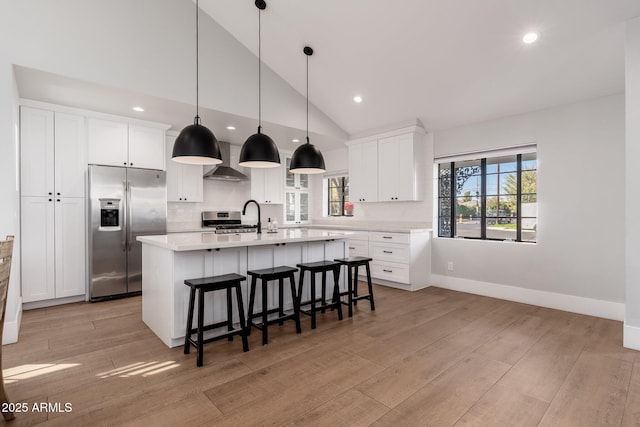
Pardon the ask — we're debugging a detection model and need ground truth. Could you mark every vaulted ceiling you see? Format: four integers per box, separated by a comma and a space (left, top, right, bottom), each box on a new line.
201, 0, 640, 136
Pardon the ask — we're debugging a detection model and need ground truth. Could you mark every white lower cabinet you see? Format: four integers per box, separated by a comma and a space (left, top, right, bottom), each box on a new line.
174, 247, 247, 339
367, 231, 430, 289
21, 196, 86, 303
340, 230, 431, 290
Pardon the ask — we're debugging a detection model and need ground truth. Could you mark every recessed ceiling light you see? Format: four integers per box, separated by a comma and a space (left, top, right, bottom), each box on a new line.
132, 106, 145, 112
522, 32, 539, 44
226, 125, 236, 130
353, 95, 363, 103
292, 139, 300, 143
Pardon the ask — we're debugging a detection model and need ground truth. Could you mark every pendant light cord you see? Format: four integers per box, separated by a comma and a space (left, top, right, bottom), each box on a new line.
195, 0, 200, 125
258, 6, 262, 133
306, 53, 309, 144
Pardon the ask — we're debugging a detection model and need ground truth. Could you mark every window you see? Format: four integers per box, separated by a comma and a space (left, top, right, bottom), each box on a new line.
328, 176, 353, 217
437, 150, 537, 242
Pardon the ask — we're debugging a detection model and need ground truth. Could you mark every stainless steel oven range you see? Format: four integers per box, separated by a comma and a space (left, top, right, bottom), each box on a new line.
202, 211, 257, 234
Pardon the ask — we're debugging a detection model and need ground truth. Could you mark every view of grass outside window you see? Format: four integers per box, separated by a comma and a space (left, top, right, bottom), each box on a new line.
438, 151, 537, 242
328, 177, 353, 217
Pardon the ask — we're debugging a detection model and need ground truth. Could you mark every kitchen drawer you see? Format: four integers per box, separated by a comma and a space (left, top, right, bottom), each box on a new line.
348, 239, 369, 258
369, 231, 410, 245
369, 242, 410, 263
370, 260, 410, 284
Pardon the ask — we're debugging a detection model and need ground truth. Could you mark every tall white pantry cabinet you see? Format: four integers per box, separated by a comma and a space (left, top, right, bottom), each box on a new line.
20, 107, 86, 303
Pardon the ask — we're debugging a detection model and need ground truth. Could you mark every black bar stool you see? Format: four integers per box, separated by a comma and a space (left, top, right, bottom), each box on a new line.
296, 261, 343, 329
183, 273, 249, 367
247, 266, 302, 345
334, 256, 376, 317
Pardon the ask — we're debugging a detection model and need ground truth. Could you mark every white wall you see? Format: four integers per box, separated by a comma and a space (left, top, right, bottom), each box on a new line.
432, 94, 625, 311
0, 0, 346, 141
0, 58, 22, 343
625, 17, 640, 349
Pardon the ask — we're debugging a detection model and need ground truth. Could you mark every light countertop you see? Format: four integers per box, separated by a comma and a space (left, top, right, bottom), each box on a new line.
137, 229, 353, 251
305, 224, 431, 233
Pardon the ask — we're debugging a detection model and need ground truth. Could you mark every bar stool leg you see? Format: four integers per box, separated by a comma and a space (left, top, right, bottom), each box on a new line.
289, 273, 302, 334
234, 282, 249, 352
353, 265, 359, 305
297, 270, 305, 310
197, 289, 205, 367
184, 287, 196, 354
278, 277, 285, 325
261, 278, 269, 345
366, 262, 375, 311
227, 287, 233, 341
332, 267, 343, 320
321, 270, 327, 314
347, 264, 353, 317
247, 275, 257, 336
310, 272, 317, 329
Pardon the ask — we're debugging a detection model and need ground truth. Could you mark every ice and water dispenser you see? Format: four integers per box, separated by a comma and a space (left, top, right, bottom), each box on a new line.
99, 199, 121, 230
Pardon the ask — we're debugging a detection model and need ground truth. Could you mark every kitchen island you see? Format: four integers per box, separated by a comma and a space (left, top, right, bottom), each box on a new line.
137, 229, 351, 347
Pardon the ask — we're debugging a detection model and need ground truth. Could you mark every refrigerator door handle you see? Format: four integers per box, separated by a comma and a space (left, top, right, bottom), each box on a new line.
127, 181, 133, 251
121, 181, 127, 252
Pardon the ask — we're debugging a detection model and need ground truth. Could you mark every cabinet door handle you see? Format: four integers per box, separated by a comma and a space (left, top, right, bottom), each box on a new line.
383, 269, 393, 273
124, 162, 127, 165
56, 199, 60, 202
48, 192, 52, 195
382, 236, 392, 239
57, 192, 60, 196
130, 163, 133, 166
179, 198, 182, 200
184, 198, 187, 201
383, 250, 393, 254
349, 247, 355, 250
48, 199, 52, 202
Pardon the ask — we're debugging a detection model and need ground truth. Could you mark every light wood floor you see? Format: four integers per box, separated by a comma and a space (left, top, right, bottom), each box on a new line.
2, 285, 640, 426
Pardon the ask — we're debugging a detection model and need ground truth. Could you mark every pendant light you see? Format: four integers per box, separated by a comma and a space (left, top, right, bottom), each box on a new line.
289, 46, 326, 174
239, 0, 281, 168
172, 0, 222, 165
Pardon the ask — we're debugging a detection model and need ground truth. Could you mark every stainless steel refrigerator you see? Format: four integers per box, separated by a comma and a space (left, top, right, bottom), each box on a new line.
88, 165, 166, 301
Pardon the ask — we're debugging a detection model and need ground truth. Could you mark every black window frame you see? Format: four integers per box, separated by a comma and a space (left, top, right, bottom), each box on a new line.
327, 176, 353, 217
438, 152, 537, 243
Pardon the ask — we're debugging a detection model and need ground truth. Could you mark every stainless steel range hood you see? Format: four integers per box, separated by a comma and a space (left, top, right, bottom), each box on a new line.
203, 141, 248, 182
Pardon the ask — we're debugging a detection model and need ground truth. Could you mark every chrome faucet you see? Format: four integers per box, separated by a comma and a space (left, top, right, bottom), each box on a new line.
242, 199, 261, 234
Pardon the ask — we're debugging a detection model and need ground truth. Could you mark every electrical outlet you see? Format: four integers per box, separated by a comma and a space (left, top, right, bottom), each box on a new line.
447, 261, 454, 271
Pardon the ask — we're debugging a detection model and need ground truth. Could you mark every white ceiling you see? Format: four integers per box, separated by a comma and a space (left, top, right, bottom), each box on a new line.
200, 0, 640, 135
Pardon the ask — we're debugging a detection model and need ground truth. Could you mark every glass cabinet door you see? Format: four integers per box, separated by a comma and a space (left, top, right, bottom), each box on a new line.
299, 192, 309, 222
285, 191, 296, 223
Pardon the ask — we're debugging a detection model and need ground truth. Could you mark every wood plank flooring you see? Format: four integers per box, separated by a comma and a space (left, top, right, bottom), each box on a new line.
2, 285, 639, 426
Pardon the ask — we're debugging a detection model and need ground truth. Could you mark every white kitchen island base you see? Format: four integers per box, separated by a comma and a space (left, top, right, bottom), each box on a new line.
139, 230, 349, 348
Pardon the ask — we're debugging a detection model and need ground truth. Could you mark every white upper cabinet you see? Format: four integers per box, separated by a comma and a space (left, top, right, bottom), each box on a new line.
54, 112, 86, 198
250, 160, 284, 204
88, 118, 165, 170
348, 140, 378, 202
87, 118, 128, 167
20, 107, 55, 197
348, 128, 425, 203
166, 135, 203, 202
21, 107, 85, 198
378, 132, 423, 201
129, 125, 165, 170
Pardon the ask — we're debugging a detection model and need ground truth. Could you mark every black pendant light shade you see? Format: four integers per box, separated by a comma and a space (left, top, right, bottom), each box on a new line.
239, 0, 281, 168
172, 0, 222, 165
290, 46, 325, 174
289, 137, 325, 174
172, 120, 222, 165
239, 127, 281, 168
